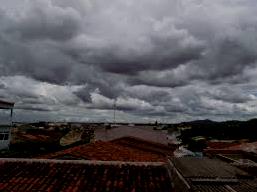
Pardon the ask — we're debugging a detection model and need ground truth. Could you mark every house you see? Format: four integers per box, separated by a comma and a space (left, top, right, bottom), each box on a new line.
204, 141, 257, 177
0, 100, 14, 150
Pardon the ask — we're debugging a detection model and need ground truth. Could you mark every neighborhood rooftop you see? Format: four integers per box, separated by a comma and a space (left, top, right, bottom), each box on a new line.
169, 157, 257, 192
1, 157, 256, 192
0, 158, 172, 192
38, 137, 174, 162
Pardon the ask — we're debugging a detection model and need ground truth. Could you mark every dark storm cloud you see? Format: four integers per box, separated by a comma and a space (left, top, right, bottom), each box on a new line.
197, 39, 257, 81
1, 0, 257, 122
0, 83, 6, 89
0, 2, 78, 84
4, 0, 81, 41
1, 0, 256, 85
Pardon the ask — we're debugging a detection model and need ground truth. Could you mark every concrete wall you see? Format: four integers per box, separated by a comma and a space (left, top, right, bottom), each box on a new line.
167, 159, 191, 192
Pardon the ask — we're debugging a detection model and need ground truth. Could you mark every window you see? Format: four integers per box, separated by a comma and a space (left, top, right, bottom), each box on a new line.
0, 110, 12, 125
4, 134, 9, 140
0, 132, 9, 140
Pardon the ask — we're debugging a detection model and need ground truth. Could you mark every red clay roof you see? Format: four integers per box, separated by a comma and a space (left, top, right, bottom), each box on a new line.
38, 139, 171, 162
226, 141, 257, 153
206, 141, 239, 149
111, 136, 174, 156
12, 129, 65, 144
95, 126, 168, 145
0, 158, 172, 192
204, 141, 257, 156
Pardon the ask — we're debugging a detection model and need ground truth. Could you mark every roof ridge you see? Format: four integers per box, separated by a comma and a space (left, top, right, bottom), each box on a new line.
111, 136, 169, 146
0, 158, 166, 166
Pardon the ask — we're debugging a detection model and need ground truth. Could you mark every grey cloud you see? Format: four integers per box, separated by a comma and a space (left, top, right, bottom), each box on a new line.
124, 85, 171, 103
0, 83, 6, 89
6, 0, 81, 41
1, 0, 256, 86
207, 86, 256, 104
198, 39, 257, 81
0, 0, 257, 122
15, 105, 55, 112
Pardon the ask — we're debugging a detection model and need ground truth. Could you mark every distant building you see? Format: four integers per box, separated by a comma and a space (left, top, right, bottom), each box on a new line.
0, 100, 14, 150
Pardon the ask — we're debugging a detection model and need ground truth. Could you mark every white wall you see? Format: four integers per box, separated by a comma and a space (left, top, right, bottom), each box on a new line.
0, 109, 12, 150
0, 126, 11, 150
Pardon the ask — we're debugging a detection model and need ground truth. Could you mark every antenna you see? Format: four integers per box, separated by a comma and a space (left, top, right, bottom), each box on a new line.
113, 99, 116, 125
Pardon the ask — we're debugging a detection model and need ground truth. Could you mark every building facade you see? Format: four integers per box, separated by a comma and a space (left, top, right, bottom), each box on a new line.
0, 100, 14, 150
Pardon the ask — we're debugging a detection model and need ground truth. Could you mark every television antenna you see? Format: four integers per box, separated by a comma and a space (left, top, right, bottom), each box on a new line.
113, 99, 117, 125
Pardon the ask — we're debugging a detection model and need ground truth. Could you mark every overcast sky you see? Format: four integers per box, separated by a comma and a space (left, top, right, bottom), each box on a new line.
1, 0, 257, 123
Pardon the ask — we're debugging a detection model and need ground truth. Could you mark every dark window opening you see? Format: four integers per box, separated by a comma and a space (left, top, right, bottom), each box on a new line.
0, 133, 9, 140
4, 134, 9, 140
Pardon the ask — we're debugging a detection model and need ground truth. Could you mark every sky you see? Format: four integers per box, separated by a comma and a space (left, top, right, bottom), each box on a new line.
0, 0, 257, 123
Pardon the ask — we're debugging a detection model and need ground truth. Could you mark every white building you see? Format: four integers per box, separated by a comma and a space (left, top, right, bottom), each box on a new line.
0, 100, 14, 150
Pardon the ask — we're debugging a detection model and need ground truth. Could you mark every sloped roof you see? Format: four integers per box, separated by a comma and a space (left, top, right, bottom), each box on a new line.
111, 136, 174, 156
226, 141, 257, 154
191, 180, 257, 192
38, 140, 170, 162
0, 158, 172, 192
170, 157, 257, 192
171, 157, 249, 178
206, 140, 239, 149
95, 126, 168, 145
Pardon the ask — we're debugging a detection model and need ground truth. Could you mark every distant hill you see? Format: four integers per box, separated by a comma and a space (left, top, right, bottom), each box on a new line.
172, 118, 257, 142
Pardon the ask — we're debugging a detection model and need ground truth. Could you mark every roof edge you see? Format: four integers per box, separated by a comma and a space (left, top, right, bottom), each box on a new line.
0, 158, 166, 166
0, 100, 15, 109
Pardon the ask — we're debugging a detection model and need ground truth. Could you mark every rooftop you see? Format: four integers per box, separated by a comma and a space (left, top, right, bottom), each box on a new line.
169, 157, 257, 192
95, 125, 168, 145
206, 140, 239, 149
38, 137, 174, 162
111, 136, 174, 156
0, 158, 172, 192
226, 141, 257, 154
171, 157, 250, 178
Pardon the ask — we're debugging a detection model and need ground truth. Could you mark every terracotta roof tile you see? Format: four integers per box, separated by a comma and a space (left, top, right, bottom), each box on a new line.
226, 142, 257, 153
206, 141, 239, 149
38, 137, 175, 162
111, 136, 174, 156
95, 126, 168, 145
0, 159, 172, 192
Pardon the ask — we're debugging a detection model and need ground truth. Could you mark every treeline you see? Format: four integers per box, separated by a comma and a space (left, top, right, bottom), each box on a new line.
176, 118, 257, 142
